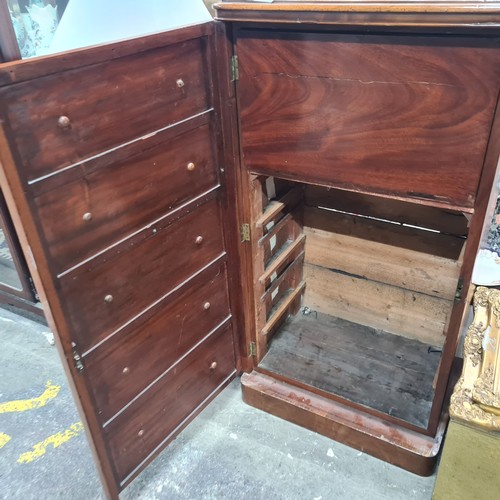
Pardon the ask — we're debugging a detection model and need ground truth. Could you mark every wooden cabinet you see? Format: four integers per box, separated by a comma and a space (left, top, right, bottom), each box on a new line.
1, 3, 500, 498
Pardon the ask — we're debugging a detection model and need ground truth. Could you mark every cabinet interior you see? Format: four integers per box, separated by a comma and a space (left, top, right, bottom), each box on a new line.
249, 175, 469, 429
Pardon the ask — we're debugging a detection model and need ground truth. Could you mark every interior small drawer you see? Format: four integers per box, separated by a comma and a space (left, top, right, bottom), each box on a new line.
237, 31, 500, 208
59, 196, 225, 354
0, 36, 210, 182
32, 119, 218, 274
84, 262, 231, 424
105, 321, 235, 484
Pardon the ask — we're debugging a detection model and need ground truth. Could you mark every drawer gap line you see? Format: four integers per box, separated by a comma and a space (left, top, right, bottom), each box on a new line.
102, 315, 233, 428
81, 252, 227, 357
119, 370, 236, 489
27, 108, 215, 185
57, 184, 221, 278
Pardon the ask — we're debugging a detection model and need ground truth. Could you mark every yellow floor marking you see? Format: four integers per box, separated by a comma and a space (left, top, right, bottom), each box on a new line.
17, 422, 84, 464
0, 381, 60, 414
0, 432, 11, 449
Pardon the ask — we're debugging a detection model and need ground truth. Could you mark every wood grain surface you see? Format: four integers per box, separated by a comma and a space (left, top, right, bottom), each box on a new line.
106, 321, 235, 484
242, 370, 445, 476
260, 312, 441, 428
304, 184, 470, 236
0, 37, 210, 181
85, 261, 231, 424
237, 31, 500, 208
32, 116, 219, 273
0, 24, 242, 497
304, 206, 462, 300
59, 196, 225, 354
216, 2, 500, 29
304, 263, 451, 346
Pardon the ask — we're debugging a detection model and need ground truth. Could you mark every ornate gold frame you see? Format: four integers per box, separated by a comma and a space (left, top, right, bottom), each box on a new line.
450, 286, 500, 429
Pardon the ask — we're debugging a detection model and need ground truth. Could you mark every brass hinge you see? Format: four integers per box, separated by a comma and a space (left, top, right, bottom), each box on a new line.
71, 342, 84, 373
230, 55, 239, 82
240, 223, 250, 242
455, 278, 464, 301
249, 341, 257, 357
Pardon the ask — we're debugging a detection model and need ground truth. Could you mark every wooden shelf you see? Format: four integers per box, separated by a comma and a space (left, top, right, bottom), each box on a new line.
256, 186, 303, 229
261, 280, 306, 337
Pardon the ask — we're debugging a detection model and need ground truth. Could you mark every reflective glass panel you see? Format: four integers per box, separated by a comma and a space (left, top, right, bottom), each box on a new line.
0, 226, 22, 290
7, 0, 212, 59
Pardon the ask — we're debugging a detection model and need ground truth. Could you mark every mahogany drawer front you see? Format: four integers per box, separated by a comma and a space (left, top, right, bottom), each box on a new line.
106, 321, 235, 483
59, 196, 224, 354
237, 32, 500, 208
0, 36, 210, 182
32, 119, 217, 273
84, 262, 231, 423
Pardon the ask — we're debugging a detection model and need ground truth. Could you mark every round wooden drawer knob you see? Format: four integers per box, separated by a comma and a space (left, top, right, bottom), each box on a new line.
210, 361, 217, 370
176, 78, 185, 88
104, 294, 113, 304
57, 115, 71, 129
203, 302, 211, 310
195, 236, 203, 245
187, 162, 196, 171
137, 429, 144, 437
82, 212, 92, 222
122, 367, 130, 375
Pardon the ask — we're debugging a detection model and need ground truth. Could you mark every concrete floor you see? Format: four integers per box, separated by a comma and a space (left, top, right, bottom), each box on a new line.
0, 307, 437, 500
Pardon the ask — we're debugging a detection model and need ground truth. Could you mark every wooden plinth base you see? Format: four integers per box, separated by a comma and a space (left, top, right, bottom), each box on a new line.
241, 371, 446, 476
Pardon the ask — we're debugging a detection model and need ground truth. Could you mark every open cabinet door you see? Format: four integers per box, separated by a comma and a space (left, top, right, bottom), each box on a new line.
0, 21, 242, 498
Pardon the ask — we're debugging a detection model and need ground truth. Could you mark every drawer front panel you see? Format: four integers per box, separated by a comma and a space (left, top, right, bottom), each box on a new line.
1, 36, 210, 181
85, 262, 231, 423
33, 119, 217, 273
60, 196, 224, 354
237, 32, 500, 208
106, 322, 235, 483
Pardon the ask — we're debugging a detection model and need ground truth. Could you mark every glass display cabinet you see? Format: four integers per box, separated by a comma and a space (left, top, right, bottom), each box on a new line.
0, 187, 41, 314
